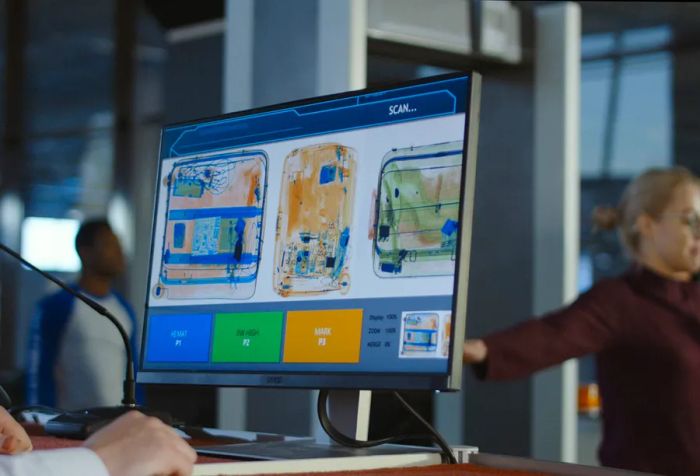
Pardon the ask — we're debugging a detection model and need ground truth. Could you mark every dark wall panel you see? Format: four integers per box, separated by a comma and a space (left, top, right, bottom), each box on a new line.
165, 34, 223, 124
462, 68, 535, 457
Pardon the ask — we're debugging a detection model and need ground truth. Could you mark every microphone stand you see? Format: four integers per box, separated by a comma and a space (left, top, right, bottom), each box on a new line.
0, 243, 170, 437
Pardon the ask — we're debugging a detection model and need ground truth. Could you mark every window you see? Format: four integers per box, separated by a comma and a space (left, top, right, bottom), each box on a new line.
580, 26, 673, 287
581, 37, 672, 179
21, 217, 80, 272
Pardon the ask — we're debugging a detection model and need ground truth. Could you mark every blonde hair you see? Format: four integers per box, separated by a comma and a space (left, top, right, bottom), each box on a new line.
592, 167, 700, 255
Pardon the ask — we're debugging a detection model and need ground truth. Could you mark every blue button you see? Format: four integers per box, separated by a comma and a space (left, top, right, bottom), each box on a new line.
146, 313, 212, 362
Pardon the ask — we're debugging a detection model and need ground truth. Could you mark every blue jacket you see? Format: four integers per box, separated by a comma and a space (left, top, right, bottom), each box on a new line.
26, 286, 142, 407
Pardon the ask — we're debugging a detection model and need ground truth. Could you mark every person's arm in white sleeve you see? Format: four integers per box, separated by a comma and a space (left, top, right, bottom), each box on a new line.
0, 407, 108, 476
0, 448, 108, 476
0, 407, 195, 476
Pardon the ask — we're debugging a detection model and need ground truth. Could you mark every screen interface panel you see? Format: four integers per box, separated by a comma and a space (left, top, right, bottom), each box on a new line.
141, 75, 472, 379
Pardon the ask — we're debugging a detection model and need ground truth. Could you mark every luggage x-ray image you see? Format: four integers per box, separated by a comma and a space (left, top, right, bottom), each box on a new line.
399, 310, 451, 358
373, 141, 463, 278
153, 151, 267, 300
273, 143, 357, 297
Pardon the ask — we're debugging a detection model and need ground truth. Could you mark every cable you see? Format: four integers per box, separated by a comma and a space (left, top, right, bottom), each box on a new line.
316, 390, 409, 448
391, 391, 457, 464
317, 389, 457, 464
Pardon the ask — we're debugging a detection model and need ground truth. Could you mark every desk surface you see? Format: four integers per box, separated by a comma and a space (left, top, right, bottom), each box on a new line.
25, 422, 652, 476
28, 432, 550, 476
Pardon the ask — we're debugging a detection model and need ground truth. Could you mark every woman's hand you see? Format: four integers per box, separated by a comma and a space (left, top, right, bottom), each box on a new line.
463, 339, 488, 364
0, 407, 32, 454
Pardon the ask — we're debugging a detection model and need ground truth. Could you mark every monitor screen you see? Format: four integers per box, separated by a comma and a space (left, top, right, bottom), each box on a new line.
138, 72, 481, 391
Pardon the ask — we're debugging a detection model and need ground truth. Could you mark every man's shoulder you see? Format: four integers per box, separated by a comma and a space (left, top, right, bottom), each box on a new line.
37, 288, 76, 315
110, 290, 135, 314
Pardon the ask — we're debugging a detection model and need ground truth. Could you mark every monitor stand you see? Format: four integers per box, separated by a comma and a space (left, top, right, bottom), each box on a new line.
323, 388, 372, 440
195, 390, 442, 471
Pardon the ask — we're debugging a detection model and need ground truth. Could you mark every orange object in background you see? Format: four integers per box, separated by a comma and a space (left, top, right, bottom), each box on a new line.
578, 383, 601, 417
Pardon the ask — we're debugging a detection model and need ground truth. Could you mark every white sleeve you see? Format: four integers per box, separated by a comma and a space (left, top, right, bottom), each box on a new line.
0, 448, 109, 476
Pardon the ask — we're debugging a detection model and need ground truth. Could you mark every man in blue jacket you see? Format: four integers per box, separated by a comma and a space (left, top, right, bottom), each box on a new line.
26, 219, 139, 410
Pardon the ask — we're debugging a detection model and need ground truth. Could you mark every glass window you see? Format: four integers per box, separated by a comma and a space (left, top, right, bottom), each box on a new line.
21, 217, 80, 272
621, 25, 671, 53
581, 32, 615, 58
582, 25, 672, 60
580, 59, 613, 178
579, 32, 672, 286
609, 53, 672, 176
580, 52, 671, 179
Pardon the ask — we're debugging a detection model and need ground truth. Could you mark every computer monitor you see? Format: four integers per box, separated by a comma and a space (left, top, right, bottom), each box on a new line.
138, 72, 481, 392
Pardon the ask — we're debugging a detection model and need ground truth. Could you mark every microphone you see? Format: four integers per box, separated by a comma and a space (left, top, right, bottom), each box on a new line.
0, 242, 172, 437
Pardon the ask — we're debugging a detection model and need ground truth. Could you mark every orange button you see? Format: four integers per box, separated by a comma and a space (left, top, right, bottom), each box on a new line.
283, 309, 363, 363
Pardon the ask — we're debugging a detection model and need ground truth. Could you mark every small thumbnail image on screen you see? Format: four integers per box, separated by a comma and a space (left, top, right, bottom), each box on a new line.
399, 310, 451, 359
152, 150, 267, 300
373, 141, 463, 278
273, 143, 357, 297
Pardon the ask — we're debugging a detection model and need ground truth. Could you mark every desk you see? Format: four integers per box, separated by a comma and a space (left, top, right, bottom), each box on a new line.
26, 426, 549, 476
27, 425, 646, 476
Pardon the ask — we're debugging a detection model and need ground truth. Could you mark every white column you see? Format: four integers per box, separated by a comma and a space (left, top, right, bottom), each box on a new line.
313, 0, 369, 442
217, 0, 256, 431
317, 0, 367, 95
532, 2, 581, 463
223, 0, 254, 113
220, 0, 368, 435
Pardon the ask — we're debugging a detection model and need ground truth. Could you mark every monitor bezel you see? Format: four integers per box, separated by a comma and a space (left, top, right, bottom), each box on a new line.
137, 71, 481, 392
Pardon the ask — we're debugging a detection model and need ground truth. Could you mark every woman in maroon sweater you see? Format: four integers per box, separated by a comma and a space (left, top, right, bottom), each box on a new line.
464, 167, 700, 476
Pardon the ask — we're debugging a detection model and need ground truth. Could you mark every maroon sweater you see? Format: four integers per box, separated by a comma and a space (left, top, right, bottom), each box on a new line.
478, 266, 700, 475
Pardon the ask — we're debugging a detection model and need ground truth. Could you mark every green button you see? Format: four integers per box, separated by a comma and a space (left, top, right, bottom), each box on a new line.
212, 312, 284, 363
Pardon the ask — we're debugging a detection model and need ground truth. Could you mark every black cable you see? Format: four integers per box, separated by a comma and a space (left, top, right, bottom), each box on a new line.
317, 390, 411, 448
317, 389, 457, 464
391, 391, 456, 464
